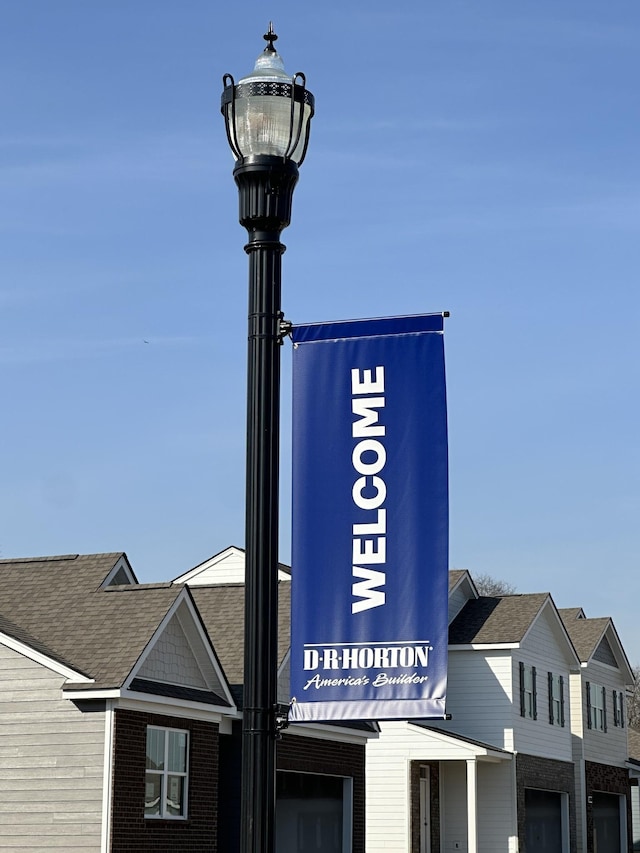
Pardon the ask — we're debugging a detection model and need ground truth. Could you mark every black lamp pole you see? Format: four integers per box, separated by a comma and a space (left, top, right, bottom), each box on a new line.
221, 26, 314, 853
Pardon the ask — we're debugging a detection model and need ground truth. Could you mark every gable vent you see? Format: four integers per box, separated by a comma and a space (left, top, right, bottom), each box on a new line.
593, 635, 617, 668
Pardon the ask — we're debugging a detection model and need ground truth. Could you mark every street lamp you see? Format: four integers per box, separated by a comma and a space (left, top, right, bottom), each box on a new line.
221, 25, 314, 853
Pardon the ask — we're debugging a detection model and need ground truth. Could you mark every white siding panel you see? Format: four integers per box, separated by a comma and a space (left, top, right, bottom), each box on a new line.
366, 720, 514, 852
512, 609, 573, 761
435, 650, 514, 749
366, 722, 411, 851
579, 661, 629, 767
0, 644, 105, 852
442, 760, 515, 853
178, 547, 291, 585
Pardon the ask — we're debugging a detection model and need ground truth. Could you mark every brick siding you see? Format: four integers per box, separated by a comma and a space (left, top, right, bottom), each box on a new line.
516, 753, 577, 853
110, 708, 219, 853
218, 723, 366, 852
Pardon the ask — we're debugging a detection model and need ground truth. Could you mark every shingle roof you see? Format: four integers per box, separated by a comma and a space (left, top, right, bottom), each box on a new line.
189, 581, 291, 692
559, 607, 584, 622
448, 593, 549, 645
448, 569, 467, 591
558, 610, 610, 662
0, 553, 182, 688
628, 728, 640, 764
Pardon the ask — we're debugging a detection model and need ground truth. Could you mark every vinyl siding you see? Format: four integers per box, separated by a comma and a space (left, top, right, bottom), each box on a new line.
579, 660, 629, 767
512, 609, 573, 762
178, 548, 290, 585
365, 721, 514, 852
439, 649, 514, 749
0, 644, 105, 851
366, 722, 412, 850
441, 760, 516, 853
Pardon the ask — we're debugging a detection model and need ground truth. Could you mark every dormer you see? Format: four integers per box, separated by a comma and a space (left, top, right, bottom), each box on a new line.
448, 569, 478, 624
100, 554, 137, 588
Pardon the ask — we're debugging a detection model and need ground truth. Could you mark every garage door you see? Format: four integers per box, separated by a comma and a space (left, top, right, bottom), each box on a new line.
525, 789, 563, 853
593, 792, 621, 853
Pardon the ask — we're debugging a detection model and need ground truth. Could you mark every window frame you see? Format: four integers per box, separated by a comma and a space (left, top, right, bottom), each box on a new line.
587, 681, 607, 733
613, 689, 625, 728
519, 662, 537, 720
145, 725, 189, 820
548, 672, 565, 727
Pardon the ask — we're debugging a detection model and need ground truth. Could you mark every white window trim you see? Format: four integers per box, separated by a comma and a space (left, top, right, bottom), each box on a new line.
589, 683, 606, 732
145, 725, 189, 820
549, 673, 565, 727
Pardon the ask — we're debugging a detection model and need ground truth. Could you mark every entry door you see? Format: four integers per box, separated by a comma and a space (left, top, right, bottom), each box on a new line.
420, 766, 431, 853
593, 792, 622, 853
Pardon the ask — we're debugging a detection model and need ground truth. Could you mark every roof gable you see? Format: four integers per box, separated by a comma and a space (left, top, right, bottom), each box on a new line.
129, 594, 233, 707
593, 635, 617, 668
173, 546, 291, 586
559, 609, 634, 682
101, 555, 137, 587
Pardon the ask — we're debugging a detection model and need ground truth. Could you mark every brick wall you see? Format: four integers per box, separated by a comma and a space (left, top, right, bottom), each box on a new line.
585, 760, 632, 853
516, 753, 577, 853
409, 761, 440, 853
110, 708, 219, 853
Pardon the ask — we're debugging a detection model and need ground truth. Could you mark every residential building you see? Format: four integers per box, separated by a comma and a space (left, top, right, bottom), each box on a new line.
367, 571, 582, 853
629, 728, 640, 851
363, 570, 636, 853
560, 608, 635, 853
0, 551, 373, 852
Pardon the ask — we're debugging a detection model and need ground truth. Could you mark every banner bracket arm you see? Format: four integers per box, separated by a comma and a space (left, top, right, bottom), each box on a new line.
278, 316, 293, 345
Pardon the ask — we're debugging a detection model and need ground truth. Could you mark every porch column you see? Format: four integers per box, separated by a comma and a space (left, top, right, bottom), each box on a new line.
466, 759, 478, 853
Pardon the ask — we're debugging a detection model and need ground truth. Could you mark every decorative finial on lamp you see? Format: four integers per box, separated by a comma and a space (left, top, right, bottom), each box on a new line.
263, 22, 277, 52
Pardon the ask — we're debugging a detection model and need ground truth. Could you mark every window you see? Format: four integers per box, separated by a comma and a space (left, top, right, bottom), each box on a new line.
548, 672, 565, 726
586, 682, 607, 732
613, 689, 625, 728
519, 662, 537, 719
145, 726, 189, 818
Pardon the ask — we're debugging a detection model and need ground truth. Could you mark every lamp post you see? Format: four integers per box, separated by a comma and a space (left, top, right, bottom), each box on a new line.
221, 26, 314, 853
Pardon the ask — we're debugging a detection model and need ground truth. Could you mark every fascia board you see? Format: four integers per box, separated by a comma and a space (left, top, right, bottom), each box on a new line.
287, 722, 377, 744
448, 643, 519, 651
407, 723, 512, 761
62, 687, 237, 719
0, 631, 93, 682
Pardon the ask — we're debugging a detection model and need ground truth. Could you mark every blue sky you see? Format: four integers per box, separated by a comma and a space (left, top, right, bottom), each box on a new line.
1, 3, 639, 660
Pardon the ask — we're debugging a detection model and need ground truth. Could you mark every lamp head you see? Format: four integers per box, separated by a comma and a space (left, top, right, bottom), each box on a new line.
221, 24, 314, 166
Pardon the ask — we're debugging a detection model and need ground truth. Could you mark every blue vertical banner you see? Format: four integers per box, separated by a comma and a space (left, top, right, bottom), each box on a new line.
289, 314, 449, 722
